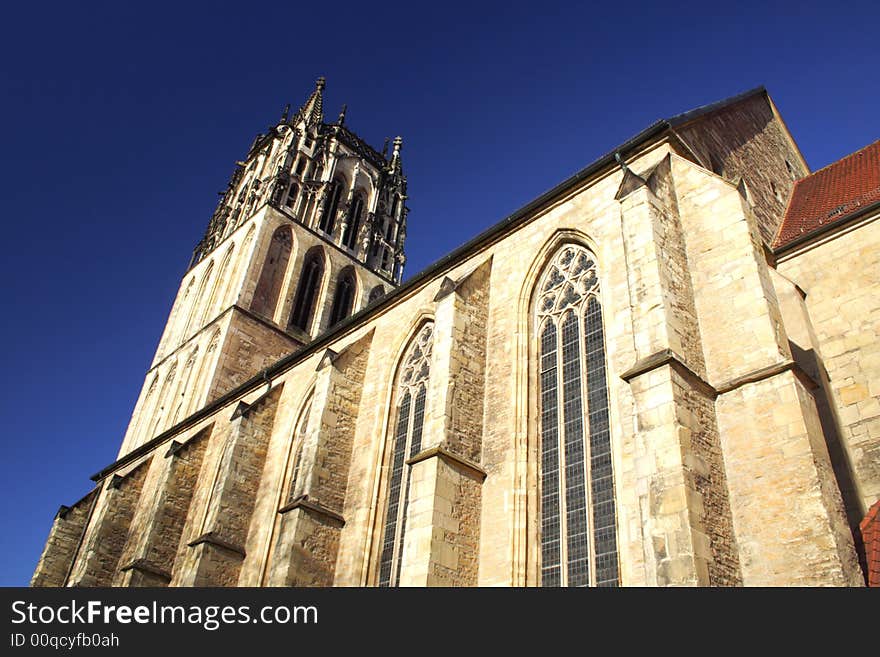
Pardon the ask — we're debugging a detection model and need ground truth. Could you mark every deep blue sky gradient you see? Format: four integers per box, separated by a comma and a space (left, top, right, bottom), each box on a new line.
1, 1, 877, 585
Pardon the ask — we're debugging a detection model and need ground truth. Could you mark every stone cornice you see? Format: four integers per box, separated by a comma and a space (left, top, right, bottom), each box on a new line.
279, 494, 346, 527
406, 446, 488, 482
621, 348, 819, 398
187, 532, 246, 557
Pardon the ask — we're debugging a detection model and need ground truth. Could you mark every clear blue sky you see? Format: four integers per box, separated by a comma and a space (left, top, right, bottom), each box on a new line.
1, 1, 877, 586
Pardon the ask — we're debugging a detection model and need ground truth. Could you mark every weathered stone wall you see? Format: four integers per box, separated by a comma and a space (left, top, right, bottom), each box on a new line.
114, 428, 211, 586
272, 509, 342, 586
207, 309, 299, 402
393, 259, 490, 586
716, 372, 863, 585
67, 460, 150, 586
644, 157, 707, 377
174, 386, 282, 586
672, 153, 861, 585
671, 155, 791, 383
434, 462, 482, 586
310, 337, 372, 511
31, 490, 98, 587
674, 92, 808, 244
630, 157, 741, 585
267, 333, 371, 586
446, 260, 491, 463
770, 266, 866, 575
670, 370, 741, 585
777, 214, 880, 519
614, 171, 712, 586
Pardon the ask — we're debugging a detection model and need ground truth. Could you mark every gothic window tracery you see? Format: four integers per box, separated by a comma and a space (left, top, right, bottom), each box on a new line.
319, 179, 343, 234
342, 193, 364, 250
378, 322, 433, 587
285, 182, 299, 209
288, 247, 325, 333
328, 267, 356, 327
182, 260, 214, 341
534, 244, 619, 587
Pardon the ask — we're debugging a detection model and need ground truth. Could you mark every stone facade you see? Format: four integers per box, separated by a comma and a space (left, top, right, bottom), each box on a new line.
775, 208, 880, 572
33, 85, 877, 587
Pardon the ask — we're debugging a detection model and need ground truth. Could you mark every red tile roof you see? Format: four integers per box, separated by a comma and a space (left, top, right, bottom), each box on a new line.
773, 139, 880, 249
861, 498, 880, 587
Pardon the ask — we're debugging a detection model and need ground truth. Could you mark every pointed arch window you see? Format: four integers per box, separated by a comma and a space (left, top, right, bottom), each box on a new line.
378, 322, 433, 587
182, 260, 214, 341
251, 226, 293, 319
172, 277, 195, 345
285, 182, 299, 209
201, 244, 235, 326
535, 244, 618, 587
318, 179, 344, 235
384, 215, 396, 242
342, 194, 364, 250
288, 248, 325, 333
328, 267, 356, 327
287, 395, 312, 503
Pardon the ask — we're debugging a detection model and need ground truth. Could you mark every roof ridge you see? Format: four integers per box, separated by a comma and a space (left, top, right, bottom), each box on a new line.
665, 85, 767, 127
798, 138, 880, 180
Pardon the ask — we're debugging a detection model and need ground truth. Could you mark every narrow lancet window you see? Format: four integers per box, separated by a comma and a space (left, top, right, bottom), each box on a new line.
319, 179, 343, 235
378, 322, 433, 587
251, 226, 292, 319
288, 248, 324, 333
342, 194, 364, 250
287, 396, 312, 503
328, 267, 356, 327
535, 244, 618, 587
285, 182, 299, 209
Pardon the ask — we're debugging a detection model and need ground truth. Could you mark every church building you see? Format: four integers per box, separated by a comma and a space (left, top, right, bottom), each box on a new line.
32, 80, 880, 586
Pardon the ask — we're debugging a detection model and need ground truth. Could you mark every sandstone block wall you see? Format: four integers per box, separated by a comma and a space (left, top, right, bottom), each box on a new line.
777, 215, 880, 519
174, 386, 282, 586
114, 428, 211, 586
674, 92, 808, 245
30, 490, 97, 587
66, 460, 151, 586
207, 309, 299, 402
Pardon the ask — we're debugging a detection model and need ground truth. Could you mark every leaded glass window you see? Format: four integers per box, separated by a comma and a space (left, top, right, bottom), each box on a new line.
319, 179, 343, 235
288, 248, 324, 333
378, 322, 433, 587
328, 267, 356, 327
535, 244, 619, 587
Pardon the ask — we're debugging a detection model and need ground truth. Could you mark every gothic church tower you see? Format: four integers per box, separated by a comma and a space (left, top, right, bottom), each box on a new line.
117, 77, 408, 457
